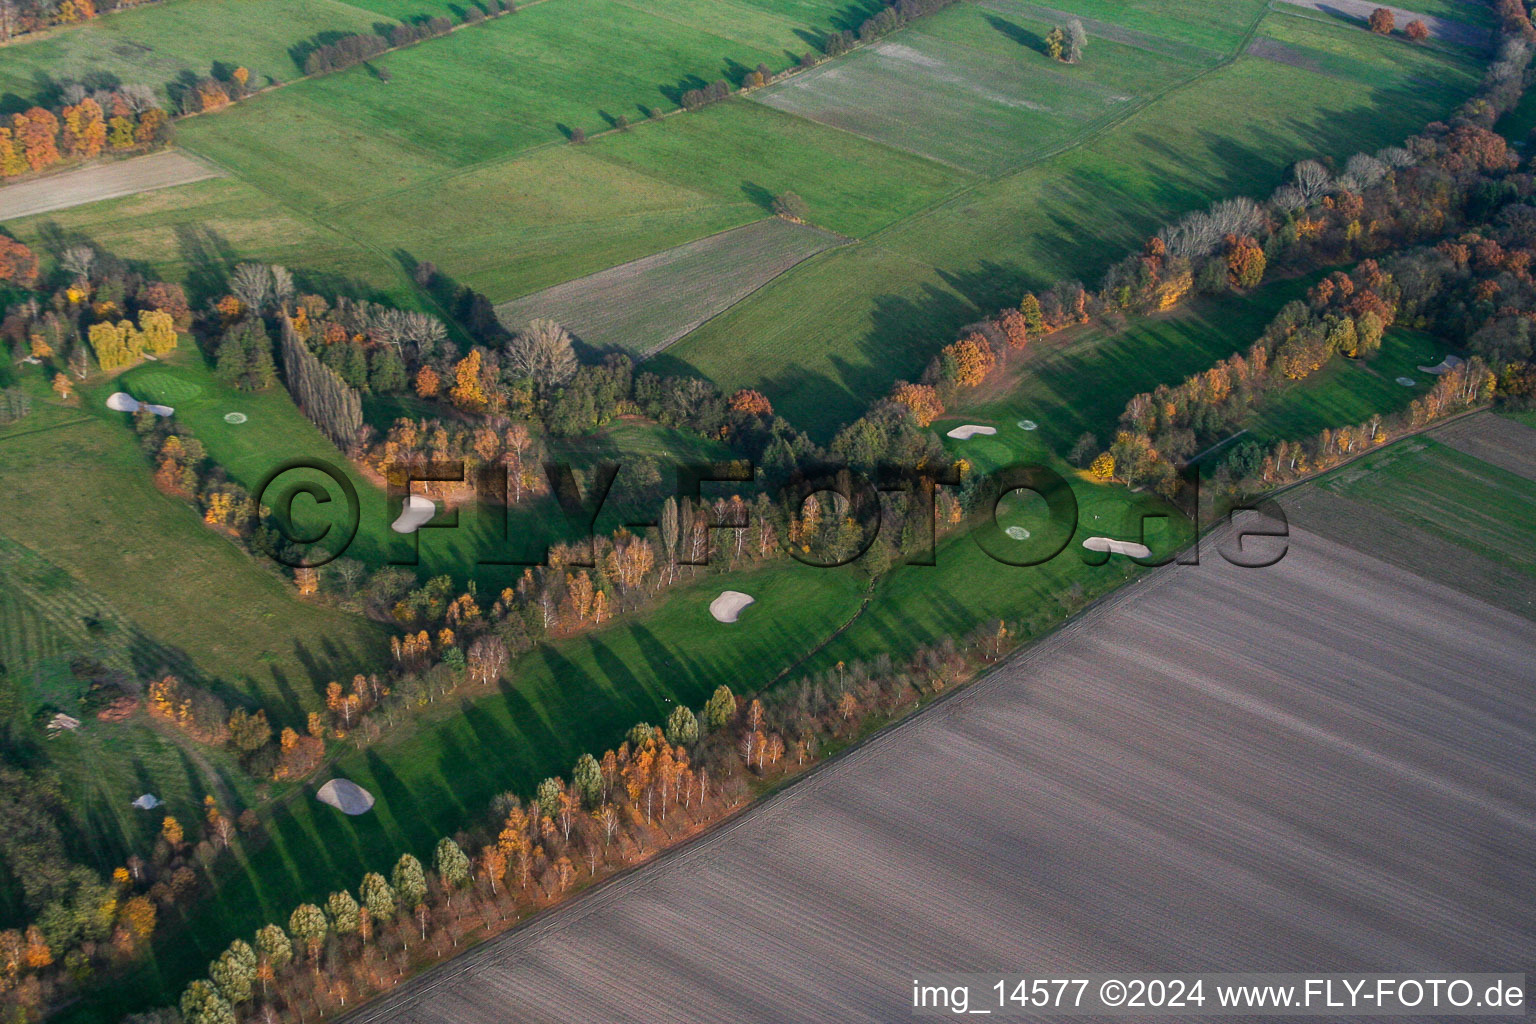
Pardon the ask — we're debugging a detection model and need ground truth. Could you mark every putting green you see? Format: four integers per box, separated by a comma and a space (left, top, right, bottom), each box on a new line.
124, 368, 203, 405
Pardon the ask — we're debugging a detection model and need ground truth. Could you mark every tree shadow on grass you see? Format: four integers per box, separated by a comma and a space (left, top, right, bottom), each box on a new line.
985, 14, 1044, 55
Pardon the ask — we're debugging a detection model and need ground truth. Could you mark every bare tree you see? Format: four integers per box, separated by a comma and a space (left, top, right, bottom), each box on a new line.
1270, 184, 1307, 215
1339, 153, 1387, 192
62, 245, 96, 281
1377, 146, 1414, 169
1292, 159, 1333, 205
269, 264, 295, 309
508, 318, 578, 387
230, 263, 273, 312
1066, 17, 1087, 63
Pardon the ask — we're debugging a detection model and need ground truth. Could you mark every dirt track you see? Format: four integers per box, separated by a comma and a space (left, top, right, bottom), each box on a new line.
1278, 0, 1492, 48
0, 150, 219, 222
344, 519, 1536, 1024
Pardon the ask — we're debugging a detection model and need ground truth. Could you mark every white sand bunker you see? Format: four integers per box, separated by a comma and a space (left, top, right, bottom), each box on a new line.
1418, 354, 1464, 375
106, 392, 173, 417
316, 778, 375, 815
709, 590, 754, 623
224, 412, 248, 424
1016, 419, 1038, 431
947, 424, 997, 440
1396, 376, 1418, 387
1005, 525, 1031, 540
391, 494, 436, 534
1083, 536, 1151, 559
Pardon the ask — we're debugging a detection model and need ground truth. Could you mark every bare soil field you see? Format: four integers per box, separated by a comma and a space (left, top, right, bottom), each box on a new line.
493, 219, 843, 359
1278, 0, 1492, 48
0, 151, 219, 222
343, 523, 1535, 1024
1431, 411, 1536, 481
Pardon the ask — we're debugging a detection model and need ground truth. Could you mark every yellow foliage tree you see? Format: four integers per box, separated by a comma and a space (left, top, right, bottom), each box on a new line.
138, 308, 178, 355
449, 351, 487, 411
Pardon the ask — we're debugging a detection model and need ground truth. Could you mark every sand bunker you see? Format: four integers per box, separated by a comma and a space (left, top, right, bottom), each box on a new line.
709, 590, 754, 623
1016, 419, 1038, 431
1396, 377, 1418, 387
224, 412, 248, 424
106, 392, 174, 417
391, 494, 436, 534
1418, 354, 1464, 375
131, 793, 162, 810
1005, 525, 1031, 540
1083, 536, 1152, 559
947, 424, 997, 440
316, 778, 375, 815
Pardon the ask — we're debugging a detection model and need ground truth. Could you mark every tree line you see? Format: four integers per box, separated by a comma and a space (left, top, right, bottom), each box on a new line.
0, 89, 170, 182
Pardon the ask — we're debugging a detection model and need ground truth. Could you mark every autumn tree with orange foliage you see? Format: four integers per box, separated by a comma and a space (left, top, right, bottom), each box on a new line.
727, 388, 773, 416
891, 382, 944, 426
450, 351, 488, 411
415, 364, 441, 398
940, 333, 996, 388
1368, 6, 1394, 33
1406, 18, 1429, 41
996, 307, 1029, 350
0, 238, 38, 286
1225, 234, 1266, 289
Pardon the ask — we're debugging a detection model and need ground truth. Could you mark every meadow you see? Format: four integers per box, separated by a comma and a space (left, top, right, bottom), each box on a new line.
670, 7, 1484, 434
752, 0, 1208, 174
0, 0, 385, 109
1285, 424, 1536, 619
0, 365, 387, 716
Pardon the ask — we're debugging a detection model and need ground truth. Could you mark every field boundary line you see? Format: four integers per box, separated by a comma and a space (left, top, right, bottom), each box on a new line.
638, 234, 855, 360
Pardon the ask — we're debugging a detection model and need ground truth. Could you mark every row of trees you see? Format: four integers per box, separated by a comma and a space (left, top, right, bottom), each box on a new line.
0, 93, 169, 181
0, 0, 161, 41
299, 2, 513, 76
820, 0, 960, 57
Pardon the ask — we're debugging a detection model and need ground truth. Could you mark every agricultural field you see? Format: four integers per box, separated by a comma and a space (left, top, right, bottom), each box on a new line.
494, 219, 844, 359
336, 512, 1536, 1024
1283, 417, 1536, 619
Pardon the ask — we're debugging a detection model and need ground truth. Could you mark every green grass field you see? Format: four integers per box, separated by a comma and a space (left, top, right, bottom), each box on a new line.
118, 350, 734, 589
0, 366, 386, 716
670, 8, 1482, 434
751, 0, 1206, 174
1242, 328, 1448, 444
0, 536, 261, 925
1288, 432, 1536, 619
0, 0, 385, 107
